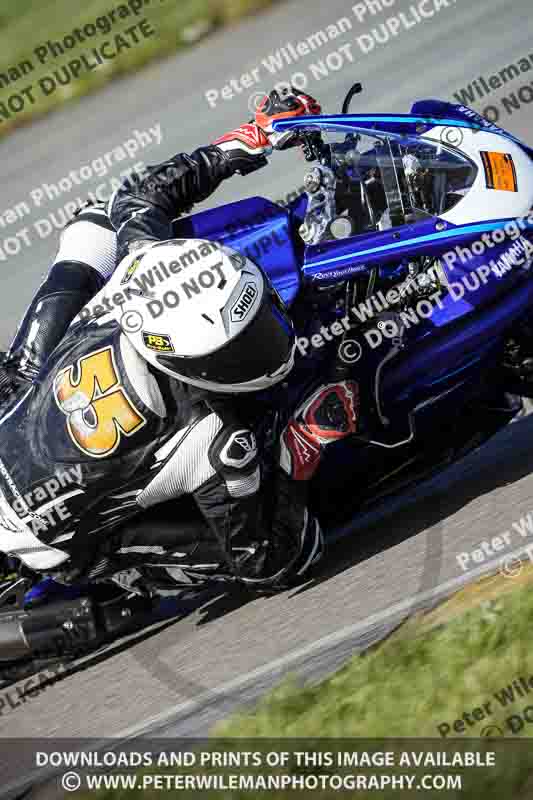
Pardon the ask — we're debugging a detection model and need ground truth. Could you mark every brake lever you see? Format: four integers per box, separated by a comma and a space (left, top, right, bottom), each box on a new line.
300, 132, 330, 165
301, 135, 319, 162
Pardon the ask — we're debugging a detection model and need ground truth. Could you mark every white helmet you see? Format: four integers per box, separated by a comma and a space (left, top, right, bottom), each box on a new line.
109, 239, 295, 393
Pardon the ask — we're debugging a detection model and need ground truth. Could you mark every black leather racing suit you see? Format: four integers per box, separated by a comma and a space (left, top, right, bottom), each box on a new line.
5, 146, 235, 385
0, 145, 322, 588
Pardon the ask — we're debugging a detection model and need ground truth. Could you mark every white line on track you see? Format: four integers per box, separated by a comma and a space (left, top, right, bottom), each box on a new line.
117, 542, 532, 740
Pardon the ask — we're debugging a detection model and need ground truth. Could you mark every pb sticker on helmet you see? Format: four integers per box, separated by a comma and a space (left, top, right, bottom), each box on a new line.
142, 332, 175, 353
230, 282, 258, 323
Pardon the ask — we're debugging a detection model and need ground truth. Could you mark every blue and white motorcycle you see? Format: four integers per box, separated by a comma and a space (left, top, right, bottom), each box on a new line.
1, 83, 533, 679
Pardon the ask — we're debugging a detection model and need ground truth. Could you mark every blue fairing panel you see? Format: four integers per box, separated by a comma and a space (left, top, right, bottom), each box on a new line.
273, 109, 533, 160
303, 216, 533, 280
304, 217, 533, 337
381, 275, 533, 412
411, 99, 533, 161
172, 197, 301, 305
273, 113, 482, 140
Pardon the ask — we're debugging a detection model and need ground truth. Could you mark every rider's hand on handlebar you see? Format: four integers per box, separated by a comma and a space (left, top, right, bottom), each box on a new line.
212, 123, 273, 176
255, 87, 322, 150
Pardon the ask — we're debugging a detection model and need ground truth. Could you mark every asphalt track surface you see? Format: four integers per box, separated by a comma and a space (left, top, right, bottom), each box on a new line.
0, 0, 533, 774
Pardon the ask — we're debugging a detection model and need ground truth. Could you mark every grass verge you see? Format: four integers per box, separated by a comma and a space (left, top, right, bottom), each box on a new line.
0, 0, 279, 138
216, 564, 533, 739
76, 564, 533, 798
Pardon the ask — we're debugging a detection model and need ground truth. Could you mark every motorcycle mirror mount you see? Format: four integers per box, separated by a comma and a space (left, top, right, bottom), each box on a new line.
299, 82, 363, 165
342, 82, 363, 114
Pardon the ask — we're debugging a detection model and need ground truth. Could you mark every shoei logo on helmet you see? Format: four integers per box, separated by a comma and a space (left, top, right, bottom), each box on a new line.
142, 332, 175, 353
230, 282, 258, 323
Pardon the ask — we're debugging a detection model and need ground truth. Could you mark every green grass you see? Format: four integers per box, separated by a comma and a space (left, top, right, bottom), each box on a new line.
215, 569, 533, 740
76, 566, 533, 799
0, 0, 279, 136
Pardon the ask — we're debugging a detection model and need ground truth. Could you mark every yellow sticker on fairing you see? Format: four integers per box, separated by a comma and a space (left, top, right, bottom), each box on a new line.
480, 151, 518, 192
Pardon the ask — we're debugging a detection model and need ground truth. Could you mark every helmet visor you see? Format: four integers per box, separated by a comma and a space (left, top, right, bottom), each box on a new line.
156, 288, 294, 386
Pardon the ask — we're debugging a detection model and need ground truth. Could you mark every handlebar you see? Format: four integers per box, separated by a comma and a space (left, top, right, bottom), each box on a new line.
297, 80, 364, 165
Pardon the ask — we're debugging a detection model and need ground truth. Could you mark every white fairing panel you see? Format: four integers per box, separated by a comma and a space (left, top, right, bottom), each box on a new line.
423, 126, 533, 225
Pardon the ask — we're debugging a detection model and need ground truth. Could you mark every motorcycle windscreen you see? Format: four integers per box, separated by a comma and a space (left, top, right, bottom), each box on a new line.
350, 133, 478, 223
291, 124, 478, 228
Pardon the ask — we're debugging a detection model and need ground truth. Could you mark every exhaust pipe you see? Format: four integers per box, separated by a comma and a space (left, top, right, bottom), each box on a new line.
0, 612, 31, 661
0, 598, 96, 662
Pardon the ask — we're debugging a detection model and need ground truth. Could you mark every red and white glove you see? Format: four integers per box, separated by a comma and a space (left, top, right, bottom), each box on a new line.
280, 381, 359, 481
255, 87, 322, 150
213, 123, 273, 176
212, 88, 321, 175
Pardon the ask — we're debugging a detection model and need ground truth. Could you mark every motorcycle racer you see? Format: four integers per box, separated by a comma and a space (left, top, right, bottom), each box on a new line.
0, 88, 357, 595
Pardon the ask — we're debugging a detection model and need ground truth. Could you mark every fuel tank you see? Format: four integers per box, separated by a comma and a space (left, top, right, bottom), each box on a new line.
173, 196, 301, 304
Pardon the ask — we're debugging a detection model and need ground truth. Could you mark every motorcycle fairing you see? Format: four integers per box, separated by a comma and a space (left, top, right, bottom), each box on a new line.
272, 106, 533, 158
304, 219, 533, 327
410, 99, 533, 162
276, 111, 533, 225
284, 117, 533, 331
173, 196, 301, 305
378, 274, 533, 421
274, 114, 480, 137
303, 216, 533, 280
173, 113, 533, 439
